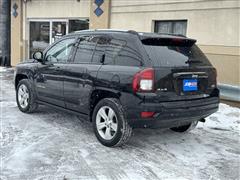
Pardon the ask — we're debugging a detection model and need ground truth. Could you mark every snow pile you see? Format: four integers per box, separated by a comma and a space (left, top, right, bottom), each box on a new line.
0, 67, 14, 73
1, 70, 240, 180
0, 66, 7, 72
201, 103, 240, 133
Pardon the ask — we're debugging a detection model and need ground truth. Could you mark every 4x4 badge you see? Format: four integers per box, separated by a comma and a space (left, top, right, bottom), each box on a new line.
157, 88, 168, 91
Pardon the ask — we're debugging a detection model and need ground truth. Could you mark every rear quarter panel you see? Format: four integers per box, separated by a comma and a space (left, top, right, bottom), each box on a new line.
96, 65, 144, 111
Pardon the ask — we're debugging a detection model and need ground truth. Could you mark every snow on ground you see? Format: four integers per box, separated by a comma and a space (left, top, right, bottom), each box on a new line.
0, 70, 239, 180
0, 67, 7, 73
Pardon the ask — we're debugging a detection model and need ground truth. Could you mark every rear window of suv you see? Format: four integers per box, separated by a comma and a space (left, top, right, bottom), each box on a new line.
142, 38, 211, 67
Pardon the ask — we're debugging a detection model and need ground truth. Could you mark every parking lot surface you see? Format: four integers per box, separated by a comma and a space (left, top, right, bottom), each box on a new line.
0, 68, 239, 180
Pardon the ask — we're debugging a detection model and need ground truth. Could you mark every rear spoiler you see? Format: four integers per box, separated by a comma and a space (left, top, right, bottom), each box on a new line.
141, 37, 197, 47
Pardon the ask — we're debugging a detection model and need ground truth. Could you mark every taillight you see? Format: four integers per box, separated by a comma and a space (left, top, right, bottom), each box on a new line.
132, 68, 154, 93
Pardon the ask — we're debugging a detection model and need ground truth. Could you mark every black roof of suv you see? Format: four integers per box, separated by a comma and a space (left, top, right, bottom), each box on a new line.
71, 29, 194, 40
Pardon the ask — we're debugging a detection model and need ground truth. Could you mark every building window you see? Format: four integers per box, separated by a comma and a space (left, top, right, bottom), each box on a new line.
29, 19, 89, 58
30, 22, 50, 58
69, 19, 89, 33
154, 20, 187, 36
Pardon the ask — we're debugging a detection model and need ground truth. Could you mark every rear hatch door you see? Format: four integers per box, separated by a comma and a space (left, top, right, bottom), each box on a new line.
141, 36, 217, 101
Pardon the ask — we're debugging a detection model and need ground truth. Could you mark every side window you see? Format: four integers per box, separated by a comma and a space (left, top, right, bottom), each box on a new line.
45, 38, 75, 63
115, 44, 143, 66
92, 37, 110, 64
104, 39, 126, 65
104, 38, 142, 66
73, 36, 97, 63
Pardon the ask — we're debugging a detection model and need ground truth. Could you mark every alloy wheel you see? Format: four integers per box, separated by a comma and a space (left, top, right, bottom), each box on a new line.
18, 84, 29, 109
96, 106, 118, 140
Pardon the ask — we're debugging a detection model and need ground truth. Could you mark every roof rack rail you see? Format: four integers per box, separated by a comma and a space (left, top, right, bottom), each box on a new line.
73, 29, 96, 33
127, 30, 138, 35
73, 29, 139, 35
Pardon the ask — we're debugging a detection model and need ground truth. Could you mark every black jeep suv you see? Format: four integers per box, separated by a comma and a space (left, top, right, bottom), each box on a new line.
14, 30, 219, 147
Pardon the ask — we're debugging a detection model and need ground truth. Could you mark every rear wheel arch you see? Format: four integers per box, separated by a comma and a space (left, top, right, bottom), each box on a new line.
89, 89, 121, 121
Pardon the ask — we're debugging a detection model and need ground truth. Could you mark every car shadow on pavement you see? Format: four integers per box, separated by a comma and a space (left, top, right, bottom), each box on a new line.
33, 104, 198, 148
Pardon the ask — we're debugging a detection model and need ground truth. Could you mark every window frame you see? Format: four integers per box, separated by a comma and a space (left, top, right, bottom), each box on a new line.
154, 20, 188, 36
70, 34, 145, 66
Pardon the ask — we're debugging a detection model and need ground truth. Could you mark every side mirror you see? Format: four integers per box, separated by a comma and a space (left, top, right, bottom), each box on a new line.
33, 51, 44, 63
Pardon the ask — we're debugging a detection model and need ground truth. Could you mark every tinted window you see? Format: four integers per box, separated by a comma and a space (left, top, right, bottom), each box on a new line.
73, 36, 97, 63
92, 37, 110, 64
45, 38, 75, 63
96, 38, 143, 66
142, 39, 211, 67
104, 39, 126, 65
114, 44, 142, 66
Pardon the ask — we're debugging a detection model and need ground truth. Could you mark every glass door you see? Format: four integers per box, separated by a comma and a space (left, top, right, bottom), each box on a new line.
29, 19, 89, 58
29, 21, 50, 58
29, 20, 68, 58
51, 21, 67, 43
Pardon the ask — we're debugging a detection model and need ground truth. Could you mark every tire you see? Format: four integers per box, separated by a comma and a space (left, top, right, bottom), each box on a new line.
16, 79, 38, 113
170, 121, 198, 133
92, 98, 132, 147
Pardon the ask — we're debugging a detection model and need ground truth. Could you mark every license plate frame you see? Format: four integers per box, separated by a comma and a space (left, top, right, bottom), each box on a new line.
183, 79, 198, 92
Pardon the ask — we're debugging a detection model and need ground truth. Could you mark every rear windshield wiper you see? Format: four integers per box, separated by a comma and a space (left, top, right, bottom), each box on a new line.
185, 60, 202, 64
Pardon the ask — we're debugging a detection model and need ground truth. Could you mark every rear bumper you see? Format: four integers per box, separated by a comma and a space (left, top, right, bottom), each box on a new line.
126, 97, 219, 128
